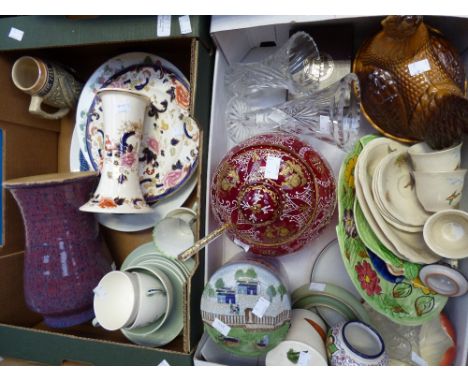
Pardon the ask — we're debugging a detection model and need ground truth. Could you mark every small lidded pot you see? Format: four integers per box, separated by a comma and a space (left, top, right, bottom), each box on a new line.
327, 320, 389, 366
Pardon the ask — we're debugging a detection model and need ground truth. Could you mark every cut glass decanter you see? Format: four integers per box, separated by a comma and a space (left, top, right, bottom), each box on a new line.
225, 31, 322, 96
226, 73, 361, 152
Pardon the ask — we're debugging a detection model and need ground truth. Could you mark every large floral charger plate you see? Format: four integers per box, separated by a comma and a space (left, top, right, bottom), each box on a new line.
75, 52, 199, 204
337, 135, 447, 325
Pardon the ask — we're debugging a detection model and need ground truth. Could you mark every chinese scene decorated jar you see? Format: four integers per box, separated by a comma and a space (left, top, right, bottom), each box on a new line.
201, 256, 291, 357
4, 172, 113, 328
211, 133, 336, 256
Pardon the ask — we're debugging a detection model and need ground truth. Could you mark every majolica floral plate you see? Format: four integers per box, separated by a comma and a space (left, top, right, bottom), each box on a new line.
201, 259, 292, 357
337, 135, 447, 325
75, 52, 199, 204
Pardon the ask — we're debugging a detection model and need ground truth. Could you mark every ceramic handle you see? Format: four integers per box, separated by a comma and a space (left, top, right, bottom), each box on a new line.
177, 223, 230, 262
29, 95, 70, 119
146, 288, 165, 296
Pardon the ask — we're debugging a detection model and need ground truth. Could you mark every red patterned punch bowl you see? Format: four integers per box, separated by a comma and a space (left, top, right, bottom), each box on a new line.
211, 133, 336, 256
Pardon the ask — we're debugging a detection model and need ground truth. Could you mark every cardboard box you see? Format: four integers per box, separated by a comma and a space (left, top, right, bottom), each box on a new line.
0, 15, 214, 365
205, 15, 468, 366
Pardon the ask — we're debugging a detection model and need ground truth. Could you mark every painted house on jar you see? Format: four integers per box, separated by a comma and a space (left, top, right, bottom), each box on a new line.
216, 287, 236, 304
236, 277, 259, 295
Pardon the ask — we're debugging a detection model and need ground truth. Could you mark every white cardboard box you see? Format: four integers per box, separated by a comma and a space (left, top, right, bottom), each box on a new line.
201, 15, 468, 366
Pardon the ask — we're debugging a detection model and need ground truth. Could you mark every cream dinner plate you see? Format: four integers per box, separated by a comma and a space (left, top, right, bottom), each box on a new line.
354, 154, 400, 255
372, 162, 422, 233
376, 151, 430, 228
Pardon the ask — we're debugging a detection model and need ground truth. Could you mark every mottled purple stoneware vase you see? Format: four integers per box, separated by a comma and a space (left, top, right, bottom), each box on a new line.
4, 172, 112, 328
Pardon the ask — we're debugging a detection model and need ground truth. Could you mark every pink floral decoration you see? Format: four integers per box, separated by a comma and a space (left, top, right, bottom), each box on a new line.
147, 137, 160, 153
164, 169, 184, 188
121, 152, 136, 168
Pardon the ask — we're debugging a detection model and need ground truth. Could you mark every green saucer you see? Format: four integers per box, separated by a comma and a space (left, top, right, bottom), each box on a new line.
292, 283, 370, 325
124, 242, 196, 277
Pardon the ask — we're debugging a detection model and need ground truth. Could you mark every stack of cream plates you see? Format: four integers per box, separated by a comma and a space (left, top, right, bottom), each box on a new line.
354, 137, 440, 264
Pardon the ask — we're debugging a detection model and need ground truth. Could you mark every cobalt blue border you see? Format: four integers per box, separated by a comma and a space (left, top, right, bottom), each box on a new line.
342, 320, 385, 360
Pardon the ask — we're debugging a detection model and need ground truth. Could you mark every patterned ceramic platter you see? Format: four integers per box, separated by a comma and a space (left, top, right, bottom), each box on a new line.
75, 52, 199, 204
70, 126, 93, 172
201, 258, 292, 357
337, 135, 447, 325
211, 133, 336, 256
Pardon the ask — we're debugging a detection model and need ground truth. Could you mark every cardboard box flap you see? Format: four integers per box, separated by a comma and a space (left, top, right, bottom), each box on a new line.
0, 16, 212, 52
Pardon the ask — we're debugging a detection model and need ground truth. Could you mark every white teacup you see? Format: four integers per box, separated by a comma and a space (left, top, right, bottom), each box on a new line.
124, 263, 174, 334
128, 271, 168, 329
153, 216, 195, 257
265, 309, 328, 366
423, 209, 468, 260
93, 271, 139, 331
413, 169, 467, 212
408, 141, 462, 172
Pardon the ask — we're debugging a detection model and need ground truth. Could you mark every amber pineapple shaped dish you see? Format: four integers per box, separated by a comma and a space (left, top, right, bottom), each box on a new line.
354, 16, 468, 149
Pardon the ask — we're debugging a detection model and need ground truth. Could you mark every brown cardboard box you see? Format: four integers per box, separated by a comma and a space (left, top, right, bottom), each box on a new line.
0, 16, 213, 365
